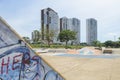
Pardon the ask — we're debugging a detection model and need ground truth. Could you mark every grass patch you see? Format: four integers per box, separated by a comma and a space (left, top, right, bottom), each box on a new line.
29, 43, 84, 49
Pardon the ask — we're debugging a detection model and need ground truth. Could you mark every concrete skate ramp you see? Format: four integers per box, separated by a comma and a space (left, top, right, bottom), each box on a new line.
78, 47, 101, 55
79, 48, 94, 55
0, 17, 64, 80
40, 55, 120, 80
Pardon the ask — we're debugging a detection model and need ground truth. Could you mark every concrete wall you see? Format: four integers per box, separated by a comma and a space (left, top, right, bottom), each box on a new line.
0, 17, 64, 80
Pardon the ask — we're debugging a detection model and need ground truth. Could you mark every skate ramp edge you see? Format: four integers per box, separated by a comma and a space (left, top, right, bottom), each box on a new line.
0, 16, 64, 80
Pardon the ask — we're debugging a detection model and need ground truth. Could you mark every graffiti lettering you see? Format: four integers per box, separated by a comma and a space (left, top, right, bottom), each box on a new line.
1, 57, 10, 74
0, 18, 64, 80
0, 54, 22, 74
12, 54, 22, 70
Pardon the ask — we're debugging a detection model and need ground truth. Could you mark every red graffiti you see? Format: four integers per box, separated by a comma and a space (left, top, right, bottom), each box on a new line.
0, 54, 23, 74
1, 57, 10, 74
12, 54, 22, 70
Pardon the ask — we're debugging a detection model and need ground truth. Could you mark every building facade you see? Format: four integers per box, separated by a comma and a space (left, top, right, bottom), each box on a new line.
72, 18, 80, 44
32, 30, 40, 43
86, 18, 97, 45
60, 17, 69, 31
41, 8, 59, 43
60, 17, 80, 44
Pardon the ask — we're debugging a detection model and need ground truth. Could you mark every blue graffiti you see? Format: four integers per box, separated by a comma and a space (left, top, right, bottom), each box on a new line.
0, 17, 64, 80
0, 47, 64, 80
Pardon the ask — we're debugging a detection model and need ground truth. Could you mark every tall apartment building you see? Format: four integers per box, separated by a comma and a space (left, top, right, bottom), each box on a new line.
86, 18, 97, 45
72, 18, 80, 44
60, 17, 80, 44
41, 8, 59, 43
60, 17, 69, 31
32, 30, 40, 43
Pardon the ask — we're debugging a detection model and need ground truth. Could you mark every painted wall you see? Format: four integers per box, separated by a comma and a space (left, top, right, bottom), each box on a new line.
0, 17, 64, 80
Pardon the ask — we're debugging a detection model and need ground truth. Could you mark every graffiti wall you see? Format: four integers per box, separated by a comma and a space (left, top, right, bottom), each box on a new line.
0, 17, 64, 80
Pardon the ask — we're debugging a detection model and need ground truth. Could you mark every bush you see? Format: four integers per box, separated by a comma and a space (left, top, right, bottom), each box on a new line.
30, 43, 84, 49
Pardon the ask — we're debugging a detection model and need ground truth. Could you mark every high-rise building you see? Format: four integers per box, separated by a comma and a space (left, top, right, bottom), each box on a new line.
32, 30, 40, 43
60, 17, 69, 31
41, 8, 59, 43
72, 18, 80, 44
86, 18, 97, 45
60, 17, 80, 44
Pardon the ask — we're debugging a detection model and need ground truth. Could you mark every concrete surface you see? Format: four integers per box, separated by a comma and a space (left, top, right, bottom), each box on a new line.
39, 54, 120, 80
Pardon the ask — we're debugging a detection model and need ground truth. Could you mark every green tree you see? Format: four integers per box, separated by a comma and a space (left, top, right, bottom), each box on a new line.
118, 37, 120, 41
118, 37, 120, 47
92, 40, 102, 47
23, 37, 30, 43
44, 29, 56, 47
104, 40, 114, 48
58, 30, 76, 48
104, 39, 120, 48
32, 30, 41, 43
113, 41, 120, 48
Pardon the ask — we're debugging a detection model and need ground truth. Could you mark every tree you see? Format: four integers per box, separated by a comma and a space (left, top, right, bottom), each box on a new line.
92, 40, 102, 47
23, 37, 30, 43
113, 41, 120, 48
44, 29, 56, 47
58, 30, 76, 48
32, 30, 41, 43
118, 37, 120, 41
104, 40, 114, 48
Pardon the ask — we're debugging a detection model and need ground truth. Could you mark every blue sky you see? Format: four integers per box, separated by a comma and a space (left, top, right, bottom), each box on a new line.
0, 0, 120, 42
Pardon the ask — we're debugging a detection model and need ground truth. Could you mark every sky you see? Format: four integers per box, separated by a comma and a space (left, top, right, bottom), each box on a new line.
0, 0, 120, 42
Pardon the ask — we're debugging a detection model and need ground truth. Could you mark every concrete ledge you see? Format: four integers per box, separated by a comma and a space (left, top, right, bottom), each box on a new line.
103, 49, 112, 54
